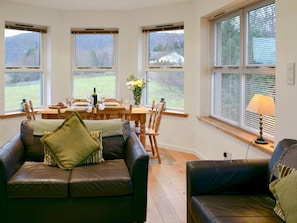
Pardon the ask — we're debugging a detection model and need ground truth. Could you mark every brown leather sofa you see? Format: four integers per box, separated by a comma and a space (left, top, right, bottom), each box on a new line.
186, 139, 297, 223
0, 119, 149, 223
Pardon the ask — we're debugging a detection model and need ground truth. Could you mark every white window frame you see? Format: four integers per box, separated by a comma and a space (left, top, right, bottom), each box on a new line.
71, 28, 119, 98
4, 22, 46, 112
210, 0, 276, 140
142, 23, 184, 110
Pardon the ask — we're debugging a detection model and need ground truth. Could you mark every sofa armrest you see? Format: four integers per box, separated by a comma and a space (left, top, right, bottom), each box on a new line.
0, 133, 25, 216
0, 133, 25, 181
186, 159, 270, 197
125, 131, 149, 222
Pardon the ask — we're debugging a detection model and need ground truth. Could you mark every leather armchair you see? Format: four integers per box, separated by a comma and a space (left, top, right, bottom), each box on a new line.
186, 139, 297, 223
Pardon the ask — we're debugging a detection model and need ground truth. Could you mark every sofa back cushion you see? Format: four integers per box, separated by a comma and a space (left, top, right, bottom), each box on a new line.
21, 120, 44, 161
269, 138, 297, 181
20, 119, 130, 162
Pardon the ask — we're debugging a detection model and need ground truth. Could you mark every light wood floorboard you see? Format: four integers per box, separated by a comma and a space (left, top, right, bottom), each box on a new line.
145, 148, 199, 223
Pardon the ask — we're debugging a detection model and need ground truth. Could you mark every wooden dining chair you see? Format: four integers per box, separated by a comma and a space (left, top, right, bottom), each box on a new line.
57, 106, 95, 120
23, 100, 36, 120
134, 100, 155, 136
100, 98, 123, 105
95, 104, 132, 120
135, 102, 165, 164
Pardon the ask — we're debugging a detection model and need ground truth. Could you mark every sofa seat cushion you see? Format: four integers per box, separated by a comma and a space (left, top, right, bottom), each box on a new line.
190, 195, 283, 223
7, 162, 70, 198
70, 159, 132, 198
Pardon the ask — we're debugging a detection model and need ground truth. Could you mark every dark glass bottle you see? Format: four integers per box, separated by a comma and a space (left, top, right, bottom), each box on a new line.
160, 98, 166, 111
92, 88, 97, 106
21, 99, 27, 112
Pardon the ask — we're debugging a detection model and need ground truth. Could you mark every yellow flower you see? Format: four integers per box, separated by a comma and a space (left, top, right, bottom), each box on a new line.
134, 80, 143, 88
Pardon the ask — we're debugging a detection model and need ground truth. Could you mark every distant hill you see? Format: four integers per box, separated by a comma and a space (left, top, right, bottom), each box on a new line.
5, 32, 184, 66
5, 32, 40, 66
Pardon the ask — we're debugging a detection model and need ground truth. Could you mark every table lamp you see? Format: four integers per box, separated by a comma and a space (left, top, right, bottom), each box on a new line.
246, 94, 275, 144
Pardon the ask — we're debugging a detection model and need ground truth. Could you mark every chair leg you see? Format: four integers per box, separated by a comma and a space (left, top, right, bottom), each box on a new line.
148, 135, 155, 156
152, 136, 161, 164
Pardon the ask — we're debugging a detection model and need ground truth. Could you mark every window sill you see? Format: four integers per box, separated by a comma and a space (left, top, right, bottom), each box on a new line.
163, 110, 188, 118
0, 111, 28, 119
197, 116, 274, 156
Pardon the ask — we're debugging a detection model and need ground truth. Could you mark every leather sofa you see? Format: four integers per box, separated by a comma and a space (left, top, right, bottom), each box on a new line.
0, 118, 149, 223
186, 139, 297, 223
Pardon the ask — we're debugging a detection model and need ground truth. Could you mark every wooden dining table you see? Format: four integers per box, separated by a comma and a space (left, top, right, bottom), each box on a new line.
38, 106, 149, 147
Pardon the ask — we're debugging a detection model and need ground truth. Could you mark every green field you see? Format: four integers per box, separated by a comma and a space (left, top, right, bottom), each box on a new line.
5, 74, 184, 111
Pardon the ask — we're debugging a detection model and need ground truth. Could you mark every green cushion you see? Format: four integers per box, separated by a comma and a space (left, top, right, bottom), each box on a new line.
40, 112, 100, 170
44, 130, 104, 166
270, 163, 297, 222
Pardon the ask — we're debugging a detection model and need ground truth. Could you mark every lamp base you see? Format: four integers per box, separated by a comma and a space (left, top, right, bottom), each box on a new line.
255, 138, 268, 144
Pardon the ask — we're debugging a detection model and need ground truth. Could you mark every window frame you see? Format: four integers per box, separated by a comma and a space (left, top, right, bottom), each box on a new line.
210, 0, 276, 140
71, 28, 119, 99
4, 22, 46, 112
142, 23, 185, 110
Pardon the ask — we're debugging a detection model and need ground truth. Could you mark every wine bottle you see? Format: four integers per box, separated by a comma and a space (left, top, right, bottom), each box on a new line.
92, 88, 97, 106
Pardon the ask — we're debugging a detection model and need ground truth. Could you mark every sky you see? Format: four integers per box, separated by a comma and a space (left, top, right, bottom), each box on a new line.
5, 29, 30, 37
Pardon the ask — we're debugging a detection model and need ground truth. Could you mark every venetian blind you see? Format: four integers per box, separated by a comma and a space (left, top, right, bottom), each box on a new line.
211, 0, 276, 139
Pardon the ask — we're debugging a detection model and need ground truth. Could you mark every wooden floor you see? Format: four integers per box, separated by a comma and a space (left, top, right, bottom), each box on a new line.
145, 148, 199, 223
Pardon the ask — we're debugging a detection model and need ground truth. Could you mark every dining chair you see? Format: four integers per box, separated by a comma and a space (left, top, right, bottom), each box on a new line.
100, 98, 123, 104
58, 106, 95, 120
135, 102, 165, 164
23, 100, 36, 120
134, 99, 155, 136
95, 104, 132, 120
29, 100, 36, 120
72, 98, 88, 103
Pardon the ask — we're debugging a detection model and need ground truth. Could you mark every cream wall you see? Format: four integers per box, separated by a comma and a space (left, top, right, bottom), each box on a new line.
0, 0, 293, 161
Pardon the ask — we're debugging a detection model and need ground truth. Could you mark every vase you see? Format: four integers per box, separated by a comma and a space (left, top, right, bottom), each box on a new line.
134, 94, 141, 107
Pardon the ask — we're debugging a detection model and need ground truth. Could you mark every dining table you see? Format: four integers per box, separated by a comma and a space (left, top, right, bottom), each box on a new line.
38, 105, 149, 147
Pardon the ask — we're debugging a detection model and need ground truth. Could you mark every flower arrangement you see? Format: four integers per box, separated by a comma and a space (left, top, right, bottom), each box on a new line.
126, 74, 149, 106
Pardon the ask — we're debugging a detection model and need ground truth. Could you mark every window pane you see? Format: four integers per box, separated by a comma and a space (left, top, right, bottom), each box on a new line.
215, 15, 240, 66
75, 34, 114, 67
244, 74, 275, 136
147, 71, 184, 109
5, 29, 41, 67
213, 73, 241, 124
5, 72, 43, 111
246, 3, 276, 65
73, 72, 116, 98
148, 30, 184, 67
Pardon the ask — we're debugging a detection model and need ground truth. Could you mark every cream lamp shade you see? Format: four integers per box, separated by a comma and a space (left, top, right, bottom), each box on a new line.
246, 94, 275, 116
246, 94, 275, 144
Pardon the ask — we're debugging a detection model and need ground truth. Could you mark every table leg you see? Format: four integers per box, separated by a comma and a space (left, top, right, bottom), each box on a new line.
139, 121, 146, 147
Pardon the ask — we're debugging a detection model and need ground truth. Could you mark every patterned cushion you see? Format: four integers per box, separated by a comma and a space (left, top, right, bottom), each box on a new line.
44, 130, 104, 166
270, 143, 297, 181
40, 112, 101, 169
269, 163, 296, 221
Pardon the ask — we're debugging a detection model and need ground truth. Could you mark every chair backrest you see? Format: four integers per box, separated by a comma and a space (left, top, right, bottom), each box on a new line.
72, 98, 88, 103
150, 102, 165, 134
58, 107, 95, 120
29, 100, 36, 120
23, 103, 32, 120
23, 100, 36, 120
104, 98, 123, 104
96, 104, 132, 120
148, 100, 156, 129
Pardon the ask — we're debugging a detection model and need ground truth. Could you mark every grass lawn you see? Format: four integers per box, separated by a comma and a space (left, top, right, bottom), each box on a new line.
5, 75, 184, 111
